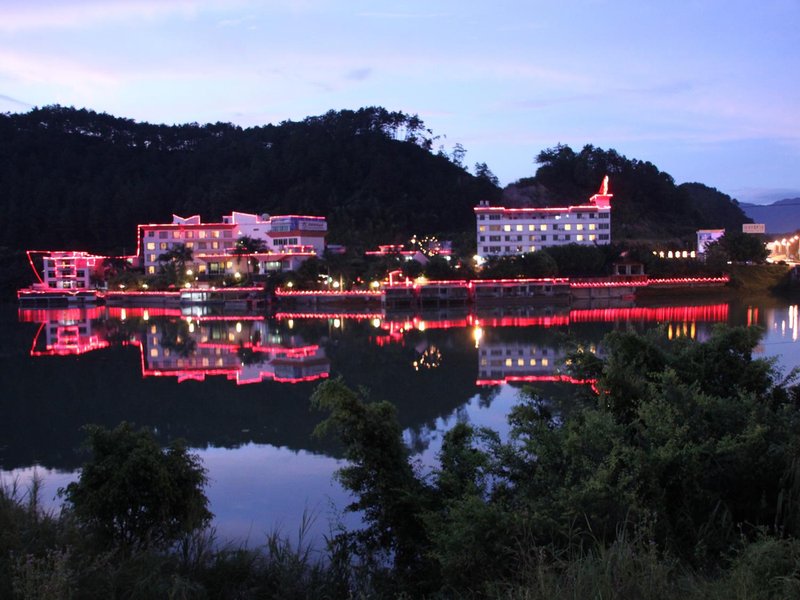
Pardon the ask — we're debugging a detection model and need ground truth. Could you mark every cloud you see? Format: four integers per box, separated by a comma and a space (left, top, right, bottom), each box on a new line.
0, 0, 255, 32
0, 50, 119, 88
344, 67, 372, 82
0, 93, 32, 108
356, 11, 452, 19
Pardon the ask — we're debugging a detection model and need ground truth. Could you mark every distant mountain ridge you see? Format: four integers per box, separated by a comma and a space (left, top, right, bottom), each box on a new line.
740, 199, 800, 234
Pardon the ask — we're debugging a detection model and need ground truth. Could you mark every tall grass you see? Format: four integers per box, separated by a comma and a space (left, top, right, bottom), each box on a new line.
3, 475, 800, 599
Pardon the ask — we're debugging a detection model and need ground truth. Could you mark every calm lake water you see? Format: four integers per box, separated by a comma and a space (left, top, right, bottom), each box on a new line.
2, 296, 799, 544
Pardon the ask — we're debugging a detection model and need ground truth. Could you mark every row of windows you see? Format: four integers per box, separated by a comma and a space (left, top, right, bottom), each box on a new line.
147, 229, 232, 239
480, 358, 550, 367
479, 234, 609, 254
481, 234, 599, 243
478, 211, 608, 221
479, 223, 600, 233
145, 240, 235, 255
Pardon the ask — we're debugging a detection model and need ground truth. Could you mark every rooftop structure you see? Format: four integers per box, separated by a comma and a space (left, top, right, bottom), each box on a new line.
475, 177, 612, 260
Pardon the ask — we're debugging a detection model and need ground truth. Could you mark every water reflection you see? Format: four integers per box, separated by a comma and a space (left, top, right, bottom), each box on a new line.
18, 303, 738, 392
20, 308, 331, 385
7, 299, 800, 542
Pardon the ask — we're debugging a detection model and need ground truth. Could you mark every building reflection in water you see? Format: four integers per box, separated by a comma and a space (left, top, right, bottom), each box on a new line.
20, 303, 738, 387
19, 307, 330, 385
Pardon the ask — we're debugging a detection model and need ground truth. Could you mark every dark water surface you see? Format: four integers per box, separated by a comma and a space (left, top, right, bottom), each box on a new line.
2, 297, 798, 542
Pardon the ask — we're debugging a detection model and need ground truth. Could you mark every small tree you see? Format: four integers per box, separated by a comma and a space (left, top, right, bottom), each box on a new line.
61, 423, 212, 551
233, 235, 267, 277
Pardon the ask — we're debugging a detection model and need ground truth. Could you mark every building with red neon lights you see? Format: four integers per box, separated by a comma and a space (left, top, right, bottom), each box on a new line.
138, 211, 327, 276
42, 251, 104, 289
475, 177, 612, 259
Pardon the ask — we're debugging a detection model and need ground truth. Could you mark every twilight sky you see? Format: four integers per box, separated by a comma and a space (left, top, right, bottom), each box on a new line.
1, 0, 798, 204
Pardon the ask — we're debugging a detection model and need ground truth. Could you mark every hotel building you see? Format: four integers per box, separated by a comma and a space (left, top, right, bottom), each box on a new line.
475, 178, 612, 259
138, 211, 327, 276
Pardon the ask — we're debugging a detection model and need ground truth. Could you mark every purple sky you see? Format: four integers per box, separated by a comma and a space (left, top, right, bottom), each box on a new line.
1, 0, 797, 204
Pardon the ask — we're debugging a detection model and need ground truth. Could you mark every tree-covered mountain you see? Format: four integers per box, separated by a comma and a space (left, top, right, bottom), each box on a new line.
502, 144, 751, 241
0, 105, 499, 255
0, 108, 752, 261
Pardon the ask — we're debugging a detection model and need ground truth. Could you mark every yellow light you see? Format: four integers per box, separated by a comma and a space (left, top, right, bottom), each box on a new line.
234, 272, 241, 280
287, 319, 294, 329
184, 282, 191, 288
473, 326, 483, 348
332, 281, 340, 289
143, 310, 150, 321
370, 281, 380, 289
186, 269, 193, 276
372, 318, 382, 328
236, 322, 242, 333
120, 308, 127, 321
333, 318, 341, 329
142, 283, 149, 290
287, 281, 294, 288
417, 321, 426, 332
189, 323, 195, 333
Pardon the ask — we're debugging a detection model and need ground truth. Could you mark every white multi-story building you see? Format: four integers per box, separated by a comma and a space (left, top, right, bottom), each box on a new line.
475, 178, 612, 259
138, 212, 327, 276
42, 251, 103, 289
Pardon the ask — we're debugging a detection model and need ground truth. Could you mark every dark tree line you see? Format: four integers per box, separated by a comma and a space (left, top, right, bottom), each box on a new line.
504, 144, 752, 241
0, 106, 499, 256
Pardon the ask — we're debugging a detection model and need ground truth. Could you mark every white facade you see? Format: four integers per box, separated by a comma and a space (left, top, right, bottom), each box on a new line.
697, 229, 725, 255
43, 252, 102, 289
475, 181, 612, 259
139, 212, 327, 275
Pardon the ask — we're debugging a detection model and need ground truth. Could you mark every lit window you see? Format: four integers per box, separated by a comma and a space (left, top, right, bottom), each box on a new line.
576, 224, 584, 231
173, 231, 181, 239
503, 225, 511, 232
160, 242, 168, 250
542, 358, 549, 366
528, 224, 535, 231
564, 224, 572, 231
479, 225, 486, 232
589, 235, 596, 241
517, 358, 524, 366
150, 348, 159, 358
589, 224, 596, 231
212, 230, 221, 238
211, 241, 219, 249
576, 235, 584, 241
186, 231, 194, 239
149, 254, 156, 262
226, 261, 233, 269
505, 358, 512, 366
199, 231, 207, 238
540, 224, 547, 231
516, 225, 523, 232
529, 358, 537, 366
148, 266, 155, 274
529, 246, 536, 252
146, 242, 155, 250
185, 242, 193, 248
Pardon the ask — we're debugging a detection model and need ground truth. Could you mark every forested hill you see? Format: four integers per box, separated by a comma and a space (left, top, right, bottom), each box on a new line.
1, 107, 750, 257
0, 105, 499, 254
503, 144, 751, 241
